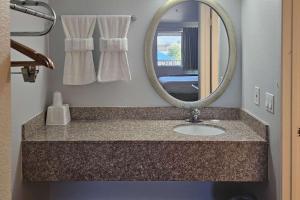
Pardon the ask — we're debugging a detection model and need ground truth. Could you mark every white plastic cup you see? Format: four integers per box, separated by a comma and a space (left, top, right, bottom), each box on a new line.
53, 91, 63, 106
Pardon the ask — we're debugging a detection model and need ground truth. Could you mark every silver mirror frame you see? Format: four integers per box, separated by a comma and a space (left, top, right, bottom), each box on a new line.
145, 0, 237, 109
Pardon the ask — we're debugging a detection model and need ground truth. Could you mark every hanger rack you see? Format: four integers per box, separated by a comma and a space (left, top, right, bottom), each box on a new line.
10, 0, 57, 36
10, 0, 56, 82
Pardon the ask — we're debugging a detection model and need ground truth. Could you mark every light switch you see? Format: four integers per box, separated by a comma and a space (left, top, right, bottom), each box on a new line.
265, 92, 275, 114
254, 87, 260, 105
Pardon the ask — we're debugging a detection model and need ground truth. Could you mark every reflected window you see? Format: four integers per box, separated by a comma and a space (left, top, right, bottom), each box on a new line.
156, 32, 182, 67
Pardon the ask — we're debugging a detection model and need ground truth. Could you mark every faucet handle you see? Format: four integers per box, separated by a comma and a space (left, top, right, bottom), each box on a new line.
191, 108, 201, 116
186, 108, 202, 123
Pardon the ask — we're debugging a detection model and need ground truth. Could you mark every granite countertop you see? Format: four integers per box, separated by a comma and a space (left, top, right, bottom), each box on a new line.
24, 120, 266, 142
22, 107, 268, 182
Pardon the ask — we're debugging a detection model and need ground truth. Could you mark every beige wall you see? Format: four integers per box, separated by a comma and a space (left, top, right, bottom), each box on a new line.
0, 0, 11, 200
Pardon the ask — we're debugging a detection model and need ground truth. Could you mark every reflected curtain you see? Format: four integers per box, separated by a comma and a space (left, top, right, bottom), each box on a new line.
182, 27, 199, 71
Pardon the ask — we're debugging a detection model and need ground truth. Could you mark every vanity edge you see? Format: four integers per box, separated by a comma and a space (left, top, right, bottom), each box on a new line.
21, 107, 268, 182
22, 140, 267, 182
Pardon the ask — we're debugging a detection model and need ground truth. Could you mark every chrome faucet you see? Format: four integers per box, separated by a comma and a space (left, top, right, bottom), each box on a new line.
188, 108, 202, 123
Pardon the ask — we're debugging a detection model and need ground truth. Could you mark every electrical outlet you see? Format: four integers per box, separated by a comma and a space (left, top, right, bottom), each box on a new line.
265, 92, 275, 114
254, 87, 260, 105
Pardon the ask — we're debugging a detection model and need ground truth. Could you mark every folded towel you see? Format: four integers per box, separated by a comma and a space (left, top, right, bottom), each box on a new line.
97, 15, 132, 82
62, 15, 97, 85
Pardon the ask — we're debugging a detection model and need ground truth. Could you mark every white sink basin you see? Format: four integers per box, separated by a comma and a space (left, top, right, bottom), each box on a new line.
174, 124, 225, 136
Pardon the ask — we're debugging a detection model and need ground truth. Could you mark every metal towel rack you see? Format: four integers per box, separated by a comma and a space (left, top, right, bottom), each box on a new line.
10, 0, 56, 82
10, 0, 57, 36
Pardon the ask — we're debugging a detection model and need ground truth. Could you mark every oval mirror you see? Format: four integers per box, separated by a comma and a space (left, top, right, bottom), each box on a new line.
145, 0, 237, 108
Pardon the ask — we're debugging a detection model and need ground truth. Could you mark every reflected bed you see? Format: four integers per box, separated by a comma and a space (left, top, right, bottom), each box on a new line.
158, 75, 199, 101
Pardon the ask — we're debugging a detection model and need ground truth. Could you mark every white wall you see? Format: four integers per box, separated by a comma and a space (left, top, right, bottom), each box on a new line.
45, 0, 242, 199
10, 0, 284, 199
161, 1, 199, 22
241, 0, 282, 200
48, 0, 242, 108
11, 5, 51, 200
9, 0, 283, 199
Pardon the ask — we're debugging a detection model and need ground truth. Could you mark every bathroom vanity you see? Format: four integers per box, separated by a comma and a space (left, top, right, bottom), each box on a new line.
20, 0, 268, 185
22, 107, 268, 182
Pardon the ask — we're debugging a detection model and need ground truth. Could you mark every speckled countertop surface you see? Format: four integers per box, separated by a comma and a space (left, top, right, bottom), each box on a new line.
22, 108, 268, 182
25, 120, 266, 142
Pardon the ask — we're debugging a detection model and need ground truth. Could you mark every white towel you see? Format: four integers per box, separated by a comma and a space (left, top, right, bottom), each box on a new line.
97, 15, 132, 82
62, 15, 97, 85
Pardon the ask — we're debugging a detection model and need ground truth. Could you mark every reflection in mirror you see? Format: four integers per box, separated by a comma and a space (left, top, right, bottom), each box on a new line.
153, 1, 229, 102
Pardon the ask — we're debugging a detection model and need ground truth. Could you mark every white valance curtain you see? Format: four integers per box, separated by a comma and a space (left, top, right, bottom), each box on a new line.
97, 15, 132, 82
62, 15, 97, 85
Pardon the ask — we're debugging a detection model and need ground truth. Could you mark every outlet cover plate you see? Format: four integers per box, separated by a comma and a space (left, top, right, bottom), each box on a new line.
265, 92, 275, 114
